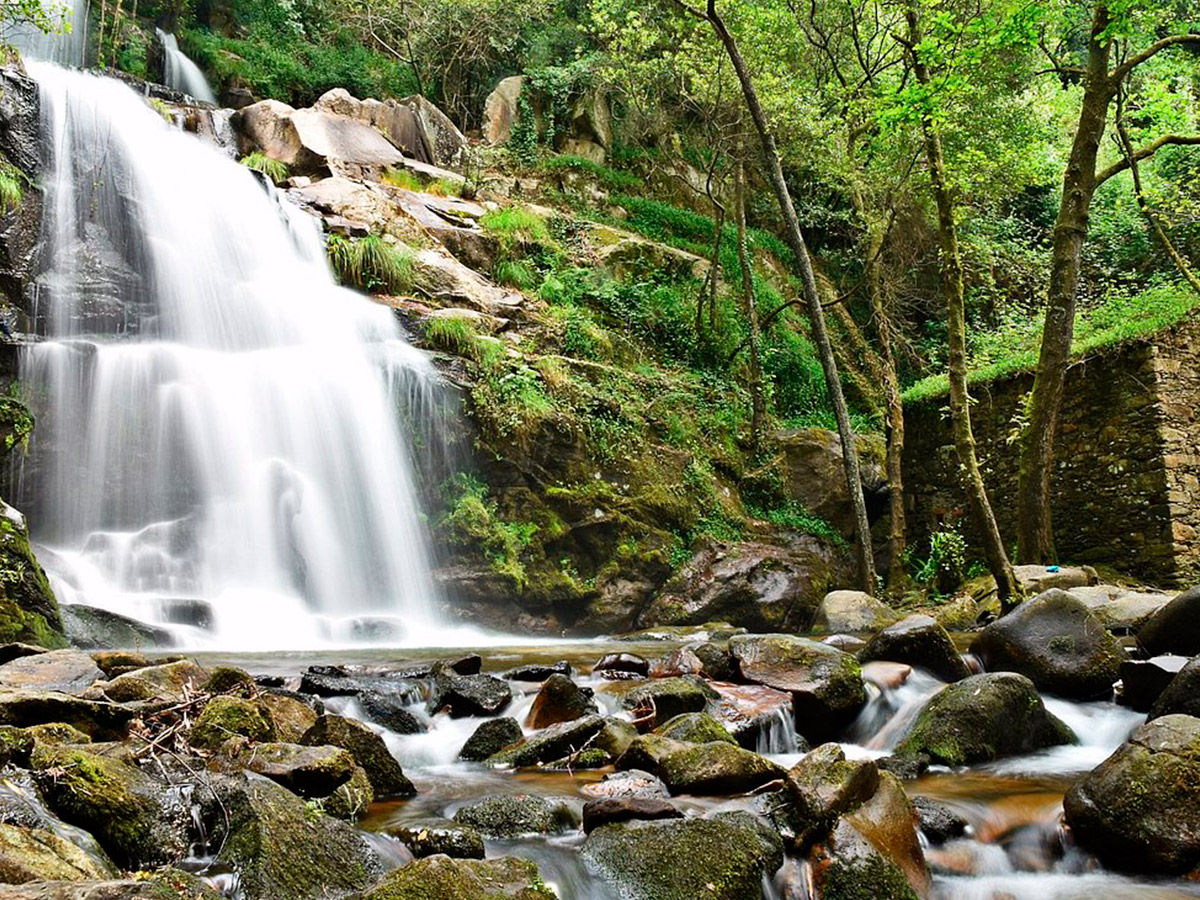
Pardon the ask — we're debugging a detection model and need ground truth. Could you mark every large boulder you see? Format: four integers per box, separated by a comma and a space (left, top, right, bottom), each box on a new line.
59, 605, 172, 651
356, 855, 555, 900
526, 673, 597, 729
258, 691, 320, 743
769, 744, 880, 849
0, 821, 115, 881
484, 75, 525, 146
1147, 656, 1200, 720
969, 589, 1125, 698
1138, 586, 1200, 656
812, 591, 900, 634
774, 429, 887, 540
1064, 714, 1200, 874
1013, 564, 1096, 594
728, 634, 866, 741
452, 793, 575, 838
0, 504, 65, 649
216, 741, 357, 798
313, 88, 434, 165
0, 650, 101, 696
459, 716, 523, 761
712, 684, 799, 751
859, 614, 970, 683
657, 742, 784, 796
300, 714, 414, 798
427, 671, 512, 718
189, 696, 275, 750
641, 538, 842, 633
202, 773, 383, 900
400, 94, 468, 169
896, 672, 1075, 765
0, 874, 222, 899
98, 659, 207, 704
582, 813, 783, 900
0, 691, 133, 740
487, 715, 606, 768
653, 712, 735, 746
30, 744, 190, 870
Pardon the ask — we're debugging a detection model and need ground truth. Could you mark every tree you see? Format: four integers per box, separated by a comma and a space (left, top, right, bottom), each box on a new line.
901, 0, 1020, 607
1017, 2, 1200, 561
671, 0, 879, 592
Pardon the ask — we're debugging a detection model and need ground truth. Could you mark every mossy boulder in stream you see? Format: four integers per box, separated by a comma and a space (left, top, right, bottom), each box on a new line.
1064, 714, 1200, 874
0, 820, 116, 881
657, 742, 784, 796
0, 503, 65, 649
581, 813, 783, 900
969, 589, 1125, 699
453, 793, 578, 837
654, 711, 736, 745
301, 713, 415, 797
356, 855, 557, 900
895, 672, 1075, 765
859, 614, 970, 683
190, 696, 276, 749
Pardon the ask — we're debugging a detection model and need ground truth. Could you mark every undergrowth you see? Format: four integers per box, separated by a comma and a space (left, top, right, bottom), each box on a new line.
240, 152, 290, 185
326, 234, 416, 294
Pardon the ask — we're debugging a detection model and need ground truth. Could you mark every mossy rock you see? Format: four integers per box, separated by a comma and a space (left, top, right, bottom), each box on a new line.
190, 696, 276, 750
818, 850, 921, 900
203, 665, 256, 695
321, 764, 373, 821
300, 714, 414, 798
0, 504, 65, 649
657, 742, 785, 796
608, 676, 716, 727
0, 724, 33, 765
388, 817, 485, 859
205, 773, 383, 900
259, 691, 320, 743
452, 793, 578, 837
459, 716, 523, 761
0, 689, 135, 739
216, 740, 357, 799
581, 813, 783, 900
30, 743, 190, 869
101, 659, 209, 703
653, 712, 736, 745
91, 650, 150, 678
356, 854, 557, 900
24, 721, 91, 746
487, 714, 606, 768
896, 672, 1075, 765
0, 820, 116, 881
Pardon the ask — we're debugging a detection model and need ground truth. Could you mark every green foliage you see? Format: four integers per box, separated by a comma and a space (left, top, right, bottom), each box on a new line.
750, 501, 846, 546
0, 163, 24, 215
910, 524, 969, 595
480, 206, 551, 245
437, 474, 537, 586
326, 235, 415, 294
538, 154, 641, 192
240, 152, 290, 185
382, 168, 425, 192
423, 315, 482, 358
494, 259, 540, 291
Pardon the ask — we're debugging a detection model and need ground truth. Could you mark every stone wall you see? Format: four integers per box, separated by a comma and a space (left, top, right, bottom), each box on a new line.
901, 321, 1200, 587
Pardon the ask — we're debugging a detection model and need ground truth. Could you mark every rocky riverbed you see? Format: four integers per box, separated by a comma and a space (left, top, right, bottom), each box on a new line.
0, 582, 1198, 898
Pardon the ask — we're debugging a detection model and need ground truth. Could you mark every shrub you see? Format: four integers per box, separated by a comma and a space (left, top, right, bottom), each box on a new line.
538, 154, 640, 192
326, 235, 415, 294
239, 152, 290, 185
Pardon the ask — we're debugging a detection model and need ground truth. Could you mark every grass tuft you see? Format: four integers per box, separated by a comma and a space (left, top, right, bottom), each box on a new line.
239, 152, 290, 185
383, 168, 425, 192
326, 234, 415, 294
0, 163, 23, 215
424, 315, 480, 358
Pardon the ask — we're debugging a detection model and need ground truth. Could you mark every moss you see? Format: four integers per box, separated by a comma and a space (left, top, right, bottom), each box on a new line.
202, 665, 255, 695
654, 712, 737, 745
0, 725, 33, 766
0, 512, 66, 649
190, 696, 275, 750
24, 722, 91, 746
300, 714, 414, 797
359, 855, 557, 900
821, 853, 920, 900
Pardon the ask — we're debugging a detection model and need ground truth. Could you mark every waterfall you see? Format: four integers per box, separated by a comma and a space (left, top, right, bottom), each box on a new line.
155, 29, 216, 104
17, 63, 445, 648
3, 0, 90, 67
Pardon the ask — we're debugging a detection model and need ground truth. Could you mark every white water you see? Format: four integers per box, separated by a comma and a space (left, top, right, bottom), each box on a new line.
155, 29, 216, 103
19, 64, 446, 649
4, 0, 89, 67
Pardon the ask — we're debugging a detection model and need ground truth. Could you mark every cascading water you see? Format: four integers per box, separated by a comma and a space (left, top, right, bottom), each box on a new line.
155, 29, 217, 103
17, 63, 447, 648
3, 0, 90, 67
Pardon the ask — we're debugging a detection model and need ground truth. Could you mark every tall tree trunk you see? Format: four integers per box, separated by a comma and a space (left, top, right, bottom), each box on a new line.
734, 153, 765, 448
700, 0, 877, 592
1017, 5, 1114, 562
905, 0, 1019, 608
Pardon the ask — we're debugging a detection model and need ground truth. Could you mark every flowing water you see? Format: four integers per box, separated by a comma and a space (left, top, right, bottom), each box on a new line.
3, 0, 90, 68
155, 30, 217, 103
17, 65, 449, 649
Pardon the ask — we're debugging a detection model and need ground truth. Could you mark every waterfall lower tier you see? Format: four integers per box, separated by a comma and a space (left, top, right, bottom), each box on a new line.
18, 63, 446, 648
156, 30, 217, 104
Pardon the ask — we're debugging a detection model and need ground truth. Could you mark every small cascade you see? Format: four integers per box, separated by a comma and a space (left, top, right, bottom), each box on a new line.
755, 705, 804, 755
155, 29, 216, 103
844, 664, 947, 750
19, 64, 447, 648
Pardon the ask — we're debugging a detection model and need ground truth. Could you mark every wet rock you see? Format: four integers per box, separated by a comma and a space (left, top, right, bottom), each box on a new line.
826, 771, 929, 899
812, 590, 900, 634
653, 712, 735, 745
217, 740, 356, 798
202, 665, 255, 695
581, 769, 670, 801
300, 714, 414, 798
912, 796, 969, 844
641, 538, 843, 633
595, 717, 638, 759
860, 614, 970, 683
610, 676, 716, 728
712, 684, 798, 750
582, 797, 682, 833
487, 714, 606, 768
616, 734, 688, 774
356, 855, 555, 900
526, 673, 597, 729
592, 652, 648, 679
24, 722, 90, 746
0, 505, 66, 650
90, 651, 149, 679
99, 659, 207, 703
0, 725, 33, 766
658, 742, 785, 796
59, 605, 171, 651
202, 773, 383, 900
503, 661, 572, 681
357, 690, 426, 734
0, 691, 134, 740
189, 696, 276, 750
1013, 564, 1097, 594
1147, 656, 1200, 720
969, 589, 1125, 699
728, 634, 866, 741
1091, 590, 1172, 634
1120, 655, 1189, 713
768, 744, 879, 848
259, 691, 320, 743
322, 764, 373, 822
1138, 586, 1200, 657
0, 820, 115, 881
581, 813, 783, 900
427, 671, 512, 718
459, 716, 523, 761
30, 744, 189, 869
1064, 714, 1200, 874
876, 754, 929, 781
0, 874, 222, 899
895, 672, 1075, 765
387, 817, 485, 859
0, 650, 102, 696
452, 793, 577, 837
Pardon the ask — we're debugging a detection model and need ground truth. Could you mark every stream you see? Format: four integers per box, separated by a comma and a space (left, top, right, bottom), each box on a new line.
192, 641, 1200, 900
